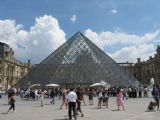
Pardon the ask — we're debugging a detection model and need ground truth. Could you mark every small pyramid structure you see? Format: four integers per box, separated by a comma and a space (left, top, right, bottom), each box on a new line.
16, 32, 139, 88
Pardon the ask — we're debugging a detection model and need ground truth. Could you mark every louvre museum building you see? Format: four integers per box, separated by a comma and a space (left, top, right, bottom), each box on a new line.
120, 46, 160, 85
0, 42, 31, 90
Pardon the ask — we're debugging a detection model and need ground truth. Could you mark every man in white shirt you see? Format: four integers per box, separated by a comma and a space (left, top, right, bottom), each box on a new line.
66, 88, 77, 120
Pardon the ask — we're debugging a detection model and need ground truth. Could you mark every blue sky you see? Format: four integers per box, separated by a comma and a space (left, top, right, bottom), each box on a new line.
0, 0, 160, 63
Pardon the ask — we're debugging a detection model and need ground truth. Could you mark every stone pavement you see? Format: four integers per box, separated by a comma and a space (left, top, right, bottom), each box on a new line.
0, 95, 159, 120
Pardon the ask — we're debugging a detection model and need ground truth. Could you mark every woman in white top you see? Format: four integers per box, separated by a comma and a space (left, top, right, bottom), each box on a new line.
98, 88, 103, 109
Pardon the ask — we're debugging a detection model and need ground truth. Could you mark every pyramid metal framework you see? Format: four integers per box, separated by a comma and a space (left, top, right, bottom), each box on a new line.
16, 32, 139, 88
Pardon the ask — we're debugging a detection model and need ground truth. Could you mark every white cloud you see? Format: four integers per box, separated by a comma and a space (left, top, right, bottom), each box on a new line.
84, 29, 160, 49
0, 15, 66, 63
1, 17, 160, 64
70, 14, 77, 23
0, 20, 22, 46
109, 9, 118, 14
109, 44, 155, 62
84, 29, 160, 62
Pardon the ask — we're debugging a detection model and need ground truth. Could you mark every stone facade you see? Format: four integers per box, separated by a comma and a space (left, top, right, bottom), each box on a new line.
119, 45, 160, 85
0, 42, 31, 90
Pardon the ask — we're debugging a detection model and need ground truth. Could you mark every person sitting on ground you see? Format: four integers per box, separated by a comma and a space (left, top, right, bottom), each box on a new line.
148, 101, 157, 111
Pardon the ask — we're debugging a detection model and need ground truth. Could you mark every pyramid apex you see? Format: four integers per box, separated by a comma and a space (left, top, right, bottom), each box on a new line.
77, 31, 82, 33
75, 31, 83, 35
68, 31, 85, 42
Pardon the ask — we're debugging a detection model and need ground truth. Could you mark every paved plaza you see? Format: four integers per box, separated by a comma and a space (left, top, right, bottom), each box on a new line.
0, 95, 160, 120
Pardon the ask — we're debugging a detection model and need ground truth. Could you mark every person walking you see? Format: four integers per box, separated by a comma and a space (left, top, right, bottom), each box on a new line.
76, 87, 84, 117
97, 88, 103, 109
7, 93, 16, 113
39, 90, 45, 107
152, 84, 159, 110
116, 88, 125, 111
88, 88, 94, 105
102, 89, 109, 108
66, 88, 77, 120
60, 88, 68, 109
50, 89, 55, 104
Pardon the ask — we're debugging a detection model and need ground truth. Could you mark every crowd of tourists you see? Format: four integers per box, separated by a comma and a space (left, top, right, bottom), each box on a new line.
0, 84, 160, 119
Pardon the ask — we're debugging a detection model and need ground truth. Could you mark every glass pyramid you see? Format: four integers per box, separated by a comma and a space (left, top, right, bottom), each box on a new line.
16, 32, 140, 88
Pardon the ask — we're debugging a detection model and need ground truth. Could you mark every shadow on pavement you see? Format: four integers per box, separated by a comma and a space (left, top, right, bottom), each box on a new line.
54, 118, 68, 120
0, 103, 8, 106
145, 110, 156, 112
44, 103, 52, 105
90, 107, 106, 109
1, 112, 8, 114
32, 106, 41, 107
111, 109, 120, 111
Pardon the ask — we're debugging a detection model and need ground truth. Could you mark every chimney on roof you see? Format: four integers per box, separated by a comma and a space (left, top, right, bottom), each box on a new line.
28, 59, 31, 67
155, 54, 157, 58
149, 56, 152, 60
137, 58, 141, 63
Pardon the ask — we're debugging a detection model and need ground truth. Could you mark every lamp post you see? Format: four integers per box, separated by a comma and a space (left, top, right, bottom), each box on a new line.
150, 77, 155, 86
0, 74, 1, 98
0, 73, 1, 88
158, 73, 160, 84
150, 77, 155, 91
